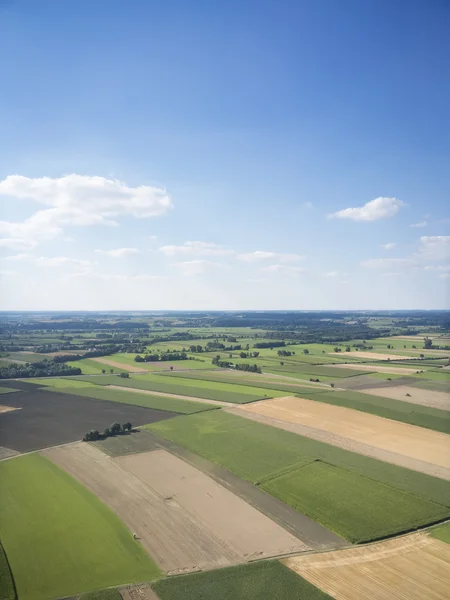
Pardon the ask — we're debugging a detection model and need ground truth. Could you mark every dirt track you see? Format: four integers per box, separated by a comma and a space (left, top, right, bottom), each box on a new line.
90, 357, 147, 372
43, 443, 306, 574
107, 384, 230, 407
227, 397, 450, 479
283, 532, 450, 600
362, 385, 450, 410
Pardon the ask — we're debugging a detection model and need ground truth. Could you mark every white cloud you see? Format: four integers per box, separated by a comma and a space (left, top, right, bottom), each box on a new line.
417, 236, 450, 261
95, 247, 140, 258
424, 265, 449, 272
5, 253, 92, 268
237, 250, 304, 263
324, 271, 338, 277
361, 258, 413, 269
440, 273, 450, 280
381, 242, 396, 250
0, 174, 172, 247
328, 197, 405, 221
410, 221, 427, 228
64, 271, 162, 282
175, 260, 226, 276
303, 201, 313, 209
159, 241, 232, 257
260, 264, 306, 276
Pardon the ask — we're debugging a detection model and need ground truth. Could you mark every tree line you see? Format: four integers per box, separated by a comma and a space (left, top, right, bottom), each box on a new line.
0, 360, 81, 380
83, 421, 132, 442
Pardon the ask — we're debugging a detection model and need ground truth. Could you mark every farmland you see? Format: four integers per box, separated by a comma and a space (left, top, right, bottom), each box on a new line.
149, 410, 450, 541
152, 560, 332, 600
0, 454, 160, 600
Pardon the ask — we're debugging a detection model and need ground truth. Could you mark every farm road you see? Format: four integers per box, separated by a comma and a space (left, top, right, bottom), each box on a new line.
143, 430, 346, 550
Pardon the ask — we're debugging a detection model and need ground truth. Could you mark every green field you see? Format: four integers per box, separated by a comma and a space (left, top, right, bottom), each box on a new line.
294, 389, 450, 434
430, 522, 450, 544
0, 454, 161, 600
31, 378, 97, 389
66, 373, 283, 404
0, 541, 15, 600
262, 461, 447, 542
0, 387, 18, 395
149, 410, 450, 542
48, 384, 215, 414
152, 560, 332, 600
66, 359, 115, 375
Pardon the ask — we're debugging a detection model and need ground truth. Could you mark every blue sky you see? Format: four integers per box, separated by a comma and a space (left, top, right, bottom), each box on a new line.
0, 0, 449, 310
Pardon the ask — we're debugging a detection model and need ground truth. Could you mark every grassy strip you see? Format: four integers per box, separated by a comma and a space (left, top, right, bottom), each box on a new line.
0, 540, 15, 600
79, 589, 122, 600
295, 389, 450, 434
48, 385, 216, 414
430, 522, 450, 544
262, 461, 447, 542
30, 378, 97, 389
0, 388, 19, 395
65, 374, 281, 404
411, 380, 450, 393
152, 560, 332, 600
148, 411, 450, 542
0, 454, 160, 600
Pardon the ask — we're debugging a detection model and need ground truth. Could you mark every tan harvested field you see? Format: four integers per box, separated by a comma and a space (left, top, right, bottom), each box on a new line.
362, 385, 450, 410
329, 351, 417, 361
107, 384, 230, 407
0, 405, 19, 413
43, 443, 306, 574
228, 396, 450, 477
283, 532, 450, 600
90, 357, 147, 372
328, 363, 419, 375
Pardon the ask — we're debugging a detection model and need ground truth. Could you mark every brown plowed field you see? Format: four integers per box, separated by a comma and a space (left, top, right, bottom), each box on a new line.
107, 385, 230, 406
362, 385, 450, 410
283, 532, 450, 600
228, 396, 450, 477
90, 357, 147, 372
43, 443, 306, 575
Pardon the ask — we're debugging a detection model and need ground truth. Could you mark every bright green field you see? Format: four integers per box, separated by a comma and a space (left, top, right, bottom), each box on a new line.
48, 385, 215, 414
262, 461, 447, 542
66, 374, 283, 404
0, 454, 160, 600
152, 560, 332, 600
30, 377, 96, 389
294, 389, 450, 434
66, 359, 115, 375
149, 411, 450, 542
430, 522, 450, 544
105, 353, 218, 371
0, 541, 15, 600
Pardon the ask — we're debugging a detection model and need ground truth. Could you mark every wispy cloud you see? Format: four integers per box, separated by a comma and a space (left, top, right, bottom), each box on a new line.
0, 174, 172, 248
328, 197, 405, 221
303, 201, 313, 209
95, 248, 140, 258
361, 258, 412, 269
237, 250, 304, 263
381, 242, 396, 250
159, 241, 232, 257
5, 253, 92, 268
410, 221, 427, 228
175, 260, 226, 276
260, 264, 306, 276
361, 236, 450, 272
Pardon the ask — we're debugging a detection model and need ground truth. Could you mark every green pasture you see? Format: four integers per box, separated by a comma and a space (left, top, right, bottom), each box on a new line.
262, 461, 447, 542
66, 359, 115, 375
152, 560, 332, 600
0, 387, 18, 395
295, 389, 450, 434
50, 384, 215, 414
0, 540, 15, 600
0, 454, 160, 600
1, 352, 49, 363
31, 377, 96, 389
149, 410, 450, 542
430, 522, 450, 544
67, 373, 283, 404
412, 379, 449, 393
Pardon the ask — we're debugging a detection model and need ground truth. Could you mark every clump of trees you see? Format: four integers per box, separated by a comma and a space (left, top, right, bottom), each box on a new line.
254, 341, 285, 349
0, 361, 81, 379
83, 421, 132, 442
135, 352, 187, 362
424, 337, 432, 349
277, 350, 293, 356
211, 355, 261, 373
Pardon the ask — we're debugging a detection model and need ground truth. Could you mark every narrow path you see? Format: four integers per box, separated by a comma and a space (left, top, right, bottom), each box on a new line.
107, 385, 231, 407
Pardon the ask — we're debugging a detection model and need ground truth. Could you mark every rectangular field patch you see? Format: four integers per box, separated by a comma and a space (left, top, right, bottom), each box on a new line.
261, 461, 448, 543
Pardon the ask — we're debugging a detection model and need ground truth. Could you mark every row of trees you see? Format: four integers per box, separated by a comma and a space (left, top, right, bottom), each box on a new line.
211, 355, 261, 373
134, 352, 188, 362
82, 421, 132, 442
0, 360, 81, 379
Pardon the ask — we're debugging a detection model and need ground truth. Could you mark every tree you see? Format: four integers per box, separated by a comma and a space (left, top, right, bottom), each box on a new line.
424, 337, 432, 349
103, 428, 111, 437
110, 422, 121, 435
280, 361, 284, 366
123, 422, 132, 431
119, 372, 129, 378
102, 369, 106, 374
303, 349, 309, 354
345, 346, 351, 352
170, 365, 174, 371
110, 368, 114, 373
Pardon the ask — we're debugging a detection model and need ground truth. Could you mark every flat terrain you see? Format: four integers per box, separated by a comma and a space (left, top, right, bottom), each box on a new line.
361, 384, 450, 410
231, 396, 450, 474
152, 560, 332, 600
329, 351, 417, 361
90, 357, 147, 372
283, 532, 450, 600
149, 410, 450, 542
328, 363, 419, 374
44, 443, 306, 575
0, 387, 176, 453
0, 453, 160, 600
0, 405, 19, 413
108, 384, 230, 406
